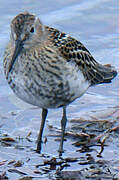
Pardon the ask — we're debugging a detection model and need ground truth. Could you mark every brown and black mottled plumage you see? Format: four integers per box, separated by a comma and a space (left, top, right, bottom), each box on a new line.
3, 12, 117, 155
46, 26, 117, 86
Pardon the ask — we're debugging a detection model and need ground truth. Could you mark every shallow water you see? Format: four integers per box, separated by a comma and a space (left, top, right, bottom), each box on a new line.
0, 0, 119, 179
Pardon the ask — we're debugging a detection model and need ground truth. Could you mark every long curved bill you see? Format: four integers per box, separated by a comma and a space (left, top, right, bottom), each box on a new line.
8, 39, 23, 73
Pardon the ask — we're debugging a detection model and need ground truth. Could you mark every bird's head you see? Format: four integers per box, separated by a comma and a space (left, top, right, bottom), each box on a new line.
9, 12, 44, 73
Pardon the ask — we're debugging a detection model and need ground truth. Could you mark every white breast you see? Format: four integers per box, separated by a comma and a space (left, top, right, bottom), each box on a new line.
64, 61, 90, 100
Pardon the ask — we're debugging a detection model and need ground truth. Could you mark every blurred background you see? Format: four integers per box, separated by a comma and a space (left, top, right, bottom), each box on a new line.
0, 0, 119, 179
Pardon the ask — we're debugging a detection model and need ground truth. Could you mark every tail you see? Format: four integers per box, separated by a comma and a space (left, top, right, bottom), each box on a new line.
100, 64, 117, 83
90, 63, 117, 86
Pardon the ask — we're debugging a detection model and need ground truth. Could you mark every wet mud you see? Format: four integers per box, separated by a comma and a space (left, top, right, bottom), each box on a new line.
0, 0, 119, 179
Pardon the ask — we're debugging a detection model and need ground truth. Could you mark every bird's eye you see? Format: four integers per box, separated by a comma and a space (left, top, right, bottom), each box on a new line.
30, 27, 34, 33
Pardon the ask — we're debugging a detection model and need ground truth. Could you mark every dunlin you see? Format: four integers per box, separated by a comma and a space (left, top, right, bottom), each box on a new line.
3, 12, 117, 154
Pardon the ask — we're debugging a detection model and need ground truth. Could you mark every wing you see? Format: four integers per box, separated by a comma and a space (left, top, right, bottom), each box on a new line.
46, 26, 117, 86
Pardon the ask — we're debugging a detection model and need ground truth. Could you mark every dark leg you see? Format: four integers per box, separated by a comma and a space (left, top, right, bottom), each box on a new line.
36, 108, 48, 153
59, 106, 67, 155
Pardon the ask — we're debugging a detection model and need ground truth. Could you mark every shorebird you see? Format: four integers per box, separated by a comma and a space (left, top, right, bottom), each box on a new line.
3, 12, 117, 155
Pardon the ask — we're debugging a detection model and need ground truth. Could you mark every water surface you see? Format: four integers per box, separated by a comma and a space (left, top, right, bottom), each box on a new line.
0, 0, 119, 179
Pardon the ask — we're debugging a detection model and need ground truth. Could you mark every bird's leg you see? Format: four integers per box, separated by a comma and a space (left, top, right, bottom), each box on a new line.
59, 106, 67, 156
36, 108, 48, 153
